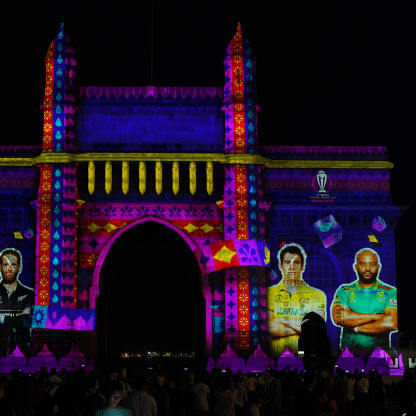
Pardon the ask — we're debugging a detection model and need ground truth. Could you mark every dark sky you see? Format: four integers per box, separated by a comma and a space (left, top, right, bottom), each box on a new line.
4, 2, 414, 203
2, 2, 415, 337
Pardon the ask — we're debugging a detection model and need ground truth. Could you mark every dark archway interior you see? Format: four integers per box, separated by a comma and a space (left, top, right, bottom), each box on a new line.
96, 221, 204, 359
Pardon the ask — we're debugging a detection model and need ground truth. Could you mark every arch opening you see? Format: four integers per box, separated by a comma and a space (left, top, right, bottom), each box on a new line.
95, 220, 205, 360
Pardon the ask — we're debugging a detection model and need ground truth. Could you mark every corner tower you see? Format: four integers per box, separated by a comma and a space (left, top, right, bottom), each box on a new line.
35, 23, 80, 313
220, 24, 269, 353
224, 22, 258, 154
42, 23, 78, 153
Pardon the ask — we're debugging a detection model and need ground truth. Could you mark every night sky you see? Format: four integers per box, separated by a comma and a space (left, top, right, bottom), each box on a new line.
2, 2, 416, 345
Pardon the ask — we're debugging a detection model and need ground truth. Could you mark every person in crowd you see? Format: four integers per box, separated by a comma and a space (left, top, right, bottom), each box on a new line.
95, 380, 132, 416
244, 372, 258, 404
153, 373, 170, 416
118, 367, 132, 400
344, 372, 355, 415
0, 361, 411, 415
371, 372, 386, 416
191, 370, 210, 416
125, 375, 157, 416
246, 397, 262, 416
84, 374, 106, 416
266, 370, 282, 416
211, 375, 237, 416
294, 372, 318, 415
355, 373, 370, 416
233, 374, 247, 416
398, 370, 416, 416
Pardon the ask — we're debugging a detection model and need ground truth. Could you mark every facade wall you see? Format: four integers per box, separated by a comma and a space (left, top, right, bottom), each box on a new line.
0, 24, 401, 363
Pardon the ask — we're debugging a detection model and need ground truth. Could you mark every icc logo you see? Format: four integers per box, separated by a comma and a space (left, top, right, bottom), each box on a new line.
316, 170, 327, 193
312, 170, 333, 194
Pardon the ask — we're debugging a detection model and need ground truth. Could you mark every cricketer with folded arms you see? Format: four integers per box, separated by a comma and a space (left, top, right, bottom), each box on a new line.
0, 248, 34, 356
331, 248, 398, 355
267, 243, 326, 356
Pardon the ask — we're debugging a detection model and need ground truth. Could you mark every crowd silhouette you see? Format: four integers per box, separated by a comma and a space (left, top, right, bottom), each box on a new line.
0, 362, 414, 416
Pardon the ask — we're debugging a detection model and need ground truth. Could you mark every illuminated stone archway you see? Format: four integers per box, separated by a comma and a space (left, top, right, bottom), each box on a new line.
90, 216, 212, 351
0, 23, 402, 372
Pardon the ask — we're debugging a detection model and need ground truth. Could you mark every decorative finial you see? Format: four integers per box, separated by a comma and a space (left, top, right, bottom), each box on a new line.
60, 22, 64, 30
236, 22, 242, 34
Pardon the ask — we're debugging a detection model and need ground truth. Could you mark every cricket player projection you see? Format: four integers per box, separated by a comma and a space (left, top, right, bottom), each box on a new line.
267, 243, 327, 356
0, 248, 35, 356
331, 248, 398, 356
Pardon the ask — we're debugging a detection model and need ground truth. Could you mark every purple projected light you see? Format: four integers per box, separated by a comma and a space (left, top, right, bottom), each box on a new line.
0, 345, 27, 373
206, 356, 216, 372
365, 347, 393, 375
372, 216, 387, 232
24, 228, 34, 239
336, 347, 365, 373
313, 215, 343, 248
215, 344, 246, 373
276, 347, 304, 371
245, 344, 275, 373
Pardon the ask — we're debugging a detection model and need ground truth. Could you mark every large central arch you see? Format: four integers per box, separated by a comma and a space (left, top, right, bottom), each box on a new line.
91, 217, 211, 357
91, 217, 199, 304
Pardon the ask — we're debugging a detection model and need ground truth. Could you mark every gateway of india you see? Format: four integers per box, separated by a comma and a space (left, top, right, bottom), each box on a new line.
0, 23, 404, 373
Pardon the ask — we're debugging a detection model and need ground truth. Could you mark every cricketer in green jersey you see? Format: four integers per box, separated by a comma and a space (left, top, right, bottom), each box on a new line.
331, 248, 398, 356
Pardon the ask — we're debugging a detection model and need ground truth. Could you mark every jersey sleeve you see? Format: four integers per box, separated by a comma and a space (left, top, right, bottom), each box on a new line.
23, 288, 35, 310
385, 286, 398, 309
332, 285, 349, 307
267, 285, 276, 312
316, 290, 327, 320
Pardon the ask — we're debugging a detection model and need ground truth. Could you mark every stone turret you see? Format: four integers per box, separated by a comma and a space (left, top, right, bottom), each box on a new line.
42, 23, 78, 153
223, 23, 258, 154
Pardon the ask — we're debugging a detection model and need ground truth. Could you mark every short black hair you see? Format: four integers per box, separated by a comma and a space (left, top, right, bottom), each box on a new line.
279, 245, 304, 266
104, 380, 123, 396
